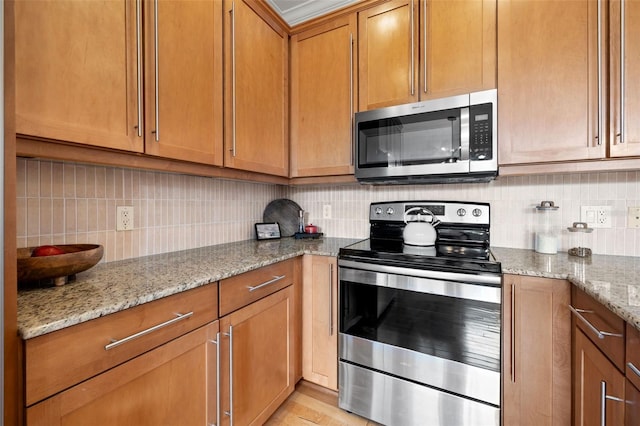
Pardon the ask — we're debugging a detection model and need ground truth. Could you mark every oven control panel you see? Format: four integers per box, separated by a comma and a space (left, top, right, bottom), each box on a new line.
370, 201, 490, 225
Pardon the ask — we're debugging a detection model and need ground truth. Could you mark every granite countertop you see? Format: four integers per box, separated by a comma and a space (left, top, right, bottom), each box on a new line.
18, 239, 640, 340
494, 247, 640, 331
17, 237, 360, 339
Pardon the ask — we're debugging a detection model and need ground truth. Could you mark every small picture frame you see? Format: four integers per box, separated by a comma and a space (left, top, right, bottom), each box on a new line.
255, 222, 281, 240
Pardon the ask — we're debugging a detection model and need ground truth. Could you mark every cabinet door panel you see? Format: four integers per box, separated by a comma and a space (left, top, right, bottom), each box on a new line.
290, 16, 356, 177
498, 0, 605, 164
144, 0, 223, 165
573, 328, 625, 426
610, 0, 640, 157
627, 379, 640, 426
27, 322, 219, 426
502, 275, 570, 426
220, 286, 294, 426
224, 0, 288, 176
15, 0, 142, 152
421, 0, 496, 98
359, 0, 418, 110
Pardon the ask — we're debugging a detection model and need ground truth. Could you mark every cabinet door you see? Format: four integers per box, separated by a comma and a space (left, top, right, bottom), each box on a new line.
290, 15, 357, 178
574, 328, 625, 426
220, 286, 295, 426
26, 322, 219, 426
502, 275, 571, 426
358, 0, 418, 111
302, 255, 338, 390
224, 0, 288, 177
420, 0, 496, 99
498, 0, 606, 164
15, 0, 143, 152
609, 0, 640, 157
144, 0, 223, 165
627, 379, 640, 426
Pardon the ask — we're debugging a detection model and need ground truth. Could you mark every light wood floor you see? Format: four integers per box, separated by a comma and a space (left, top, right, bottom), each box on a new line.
265, 381, 380, 426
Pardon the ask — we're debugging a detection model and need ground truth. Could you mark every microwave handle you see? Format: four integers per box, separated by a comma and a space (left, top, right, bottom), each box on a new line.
460, 107, 469, 161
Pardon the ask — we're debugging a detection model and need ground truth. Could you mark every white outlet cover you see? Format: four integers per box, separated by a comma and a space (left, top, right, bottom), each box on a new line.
116, 206, 134, 231
581, 205, 612, 229
628, 207, 640, 228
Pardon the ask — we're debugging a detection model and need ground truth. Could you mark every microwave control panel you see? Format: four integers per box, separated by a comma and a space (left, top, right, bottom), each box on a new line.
469, 102, 493, 161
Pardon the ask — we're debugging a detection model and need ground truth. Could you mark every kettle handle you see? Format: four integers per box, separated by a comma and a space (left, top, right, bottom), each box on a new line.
404, 207, 440, 226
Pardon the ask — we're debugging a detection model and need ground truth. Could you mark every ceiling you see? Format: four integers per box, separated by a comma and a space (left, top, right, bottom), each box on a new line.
265, 0, 361, 26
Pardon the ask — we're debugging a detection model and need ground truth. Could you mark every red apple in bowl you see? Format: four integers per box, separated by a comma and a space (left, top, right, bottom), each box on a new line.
31, 245, 65, 257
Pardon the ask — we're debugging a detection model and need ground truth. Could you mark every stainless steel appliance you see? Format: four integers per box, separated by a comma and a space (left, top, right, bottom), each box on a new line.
354, 90, 497, 184
338, 201, 502, 426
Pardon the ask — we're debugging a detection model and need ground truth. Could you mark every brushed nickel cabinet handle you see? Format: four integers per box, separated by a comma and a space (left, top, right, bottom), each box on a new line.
105, 311, 194, 350
410, 0, 415, 96
596, 0, 602, 146
569, 305, 623, 339
510, 283, 516, 383
620, 0, 626, 144
247, 274, 286, 292
135, 0, 143, 137
628, 362, 640, 378
601, 380, 625, 426
349, 32, 354, 166
423, 0, 427, 94
152, 0, 160, 141
230, 1, 237, 157
223, 327, 234, 425
209, 332, 221, 426
329, 263, 334, 336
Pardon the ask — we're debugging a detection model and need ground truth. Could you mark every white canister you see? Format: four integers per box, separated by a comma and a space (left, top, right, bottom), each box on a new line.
534, 201, 560, 254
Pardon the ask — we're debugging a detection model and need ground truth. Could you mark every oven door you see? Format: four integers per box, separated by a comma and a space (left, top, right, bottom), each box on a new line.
338, 261, 502, 425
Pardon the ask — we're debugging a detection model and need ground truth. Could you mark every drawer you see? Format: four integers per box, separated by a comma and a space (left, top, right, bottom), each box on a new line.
571, 287, 625, 371
627, 323, 640, 390
219, 259, 294, 316
25, 283, 218, 406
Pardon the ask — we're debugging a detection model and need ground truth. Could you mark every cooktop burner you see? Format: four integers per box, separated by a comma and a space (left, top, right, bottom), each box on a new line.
338, 201, 502, 275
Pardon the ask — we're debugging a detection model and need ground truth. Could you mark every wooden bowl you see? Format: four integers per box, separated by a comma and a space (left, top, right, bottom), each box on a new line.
18, 244, 104, 287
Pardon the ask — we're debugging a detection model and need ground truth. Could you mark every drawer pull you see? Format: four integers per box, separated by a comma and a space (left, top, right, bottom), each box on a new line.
601, 380, 625, 426
247, 275, 286, 292
568, 305, 623, 339
628, 362, 640, 379
105, 311, 194, 350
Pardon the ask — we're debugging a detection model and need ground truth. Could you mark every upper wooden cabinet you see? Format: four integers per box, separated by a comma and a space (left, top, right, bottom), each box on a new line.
290, 15, 357, 178
15, 1, 142, 152
143, 0, 224, 165
499, 0, 640, 166
224, 0, 289, 177
15, 0, 224, 166
358, 0, 496, 111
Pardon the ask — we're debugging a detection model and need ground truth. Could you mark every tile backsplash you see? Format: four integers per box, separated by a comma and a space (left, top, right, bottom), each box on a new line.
17, 157, 640, 262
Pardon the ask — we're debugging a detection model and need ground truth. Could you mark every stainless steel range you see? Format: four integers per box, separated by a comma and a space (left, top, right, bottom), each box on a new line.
338, 201, 502, 426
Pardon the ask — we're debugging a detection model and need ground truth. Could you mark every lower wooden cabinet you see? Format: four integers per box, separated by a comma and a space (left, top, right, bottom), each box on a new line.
502, 275, 571, 425
219, 286, 295, 426
573, 328, 625, 426
302, 255, 338, 390
26, 321, 219, 425
626, 379, 640, 426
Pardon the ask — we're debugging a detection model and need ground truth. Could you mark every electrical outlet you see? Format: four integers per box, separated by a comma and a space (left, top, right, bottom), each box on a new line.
322, 204, 332, 219
581, 205, 612, 228
628, 207, 640, 228
116, 206, 134, 231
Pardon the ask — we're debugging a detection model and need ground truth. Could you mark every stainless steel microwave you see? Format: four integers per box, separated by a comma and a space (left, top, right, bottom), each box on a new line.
354, 89, 497, 184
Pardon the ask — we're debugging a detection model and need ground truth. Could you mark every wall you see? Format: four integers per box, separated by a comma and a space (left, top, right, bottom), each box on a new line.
17, 157, 640, 262
17, 158, 286, 262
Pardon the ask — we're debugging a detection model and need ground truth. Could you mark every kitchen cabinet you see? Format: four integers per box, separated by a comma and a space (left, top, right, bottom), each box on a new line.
290, 15, 356, 178
223, 0, 289, 177
357, 0, 496, 111
301, 255, 338, 390
218, 259, 297, 426
572, 287, 626, 426
502, 275, 571, 426
27, 322, 219, 426
15, 0, 223, 165
24, 283, 219, 424
626, 323, 640, 425
498, 0, 640, 166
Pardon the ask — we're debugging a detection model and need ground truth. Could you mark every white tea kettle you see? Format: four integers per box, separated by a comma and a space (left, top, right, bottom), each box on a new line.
403, 207, 440, 246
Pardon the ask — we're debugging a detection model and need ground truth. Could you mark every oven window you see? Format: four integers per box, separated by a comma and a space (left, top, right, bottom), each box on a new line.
340, 280, 500, 372
357, 108, 461, 168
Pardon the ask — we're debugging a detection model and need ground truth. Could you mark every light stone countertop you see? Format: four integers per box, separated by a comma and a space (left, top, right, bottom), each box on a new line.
18, 240, 640, 340
493, 247, 640, 331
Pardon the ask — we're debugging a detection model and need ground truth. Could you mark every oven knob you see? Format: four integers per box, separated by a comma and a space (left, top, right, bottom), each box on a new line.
457, 208, 466, 217
473, 208, 483, 217
375, 207, 383, 215
386, 207, 394, 215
